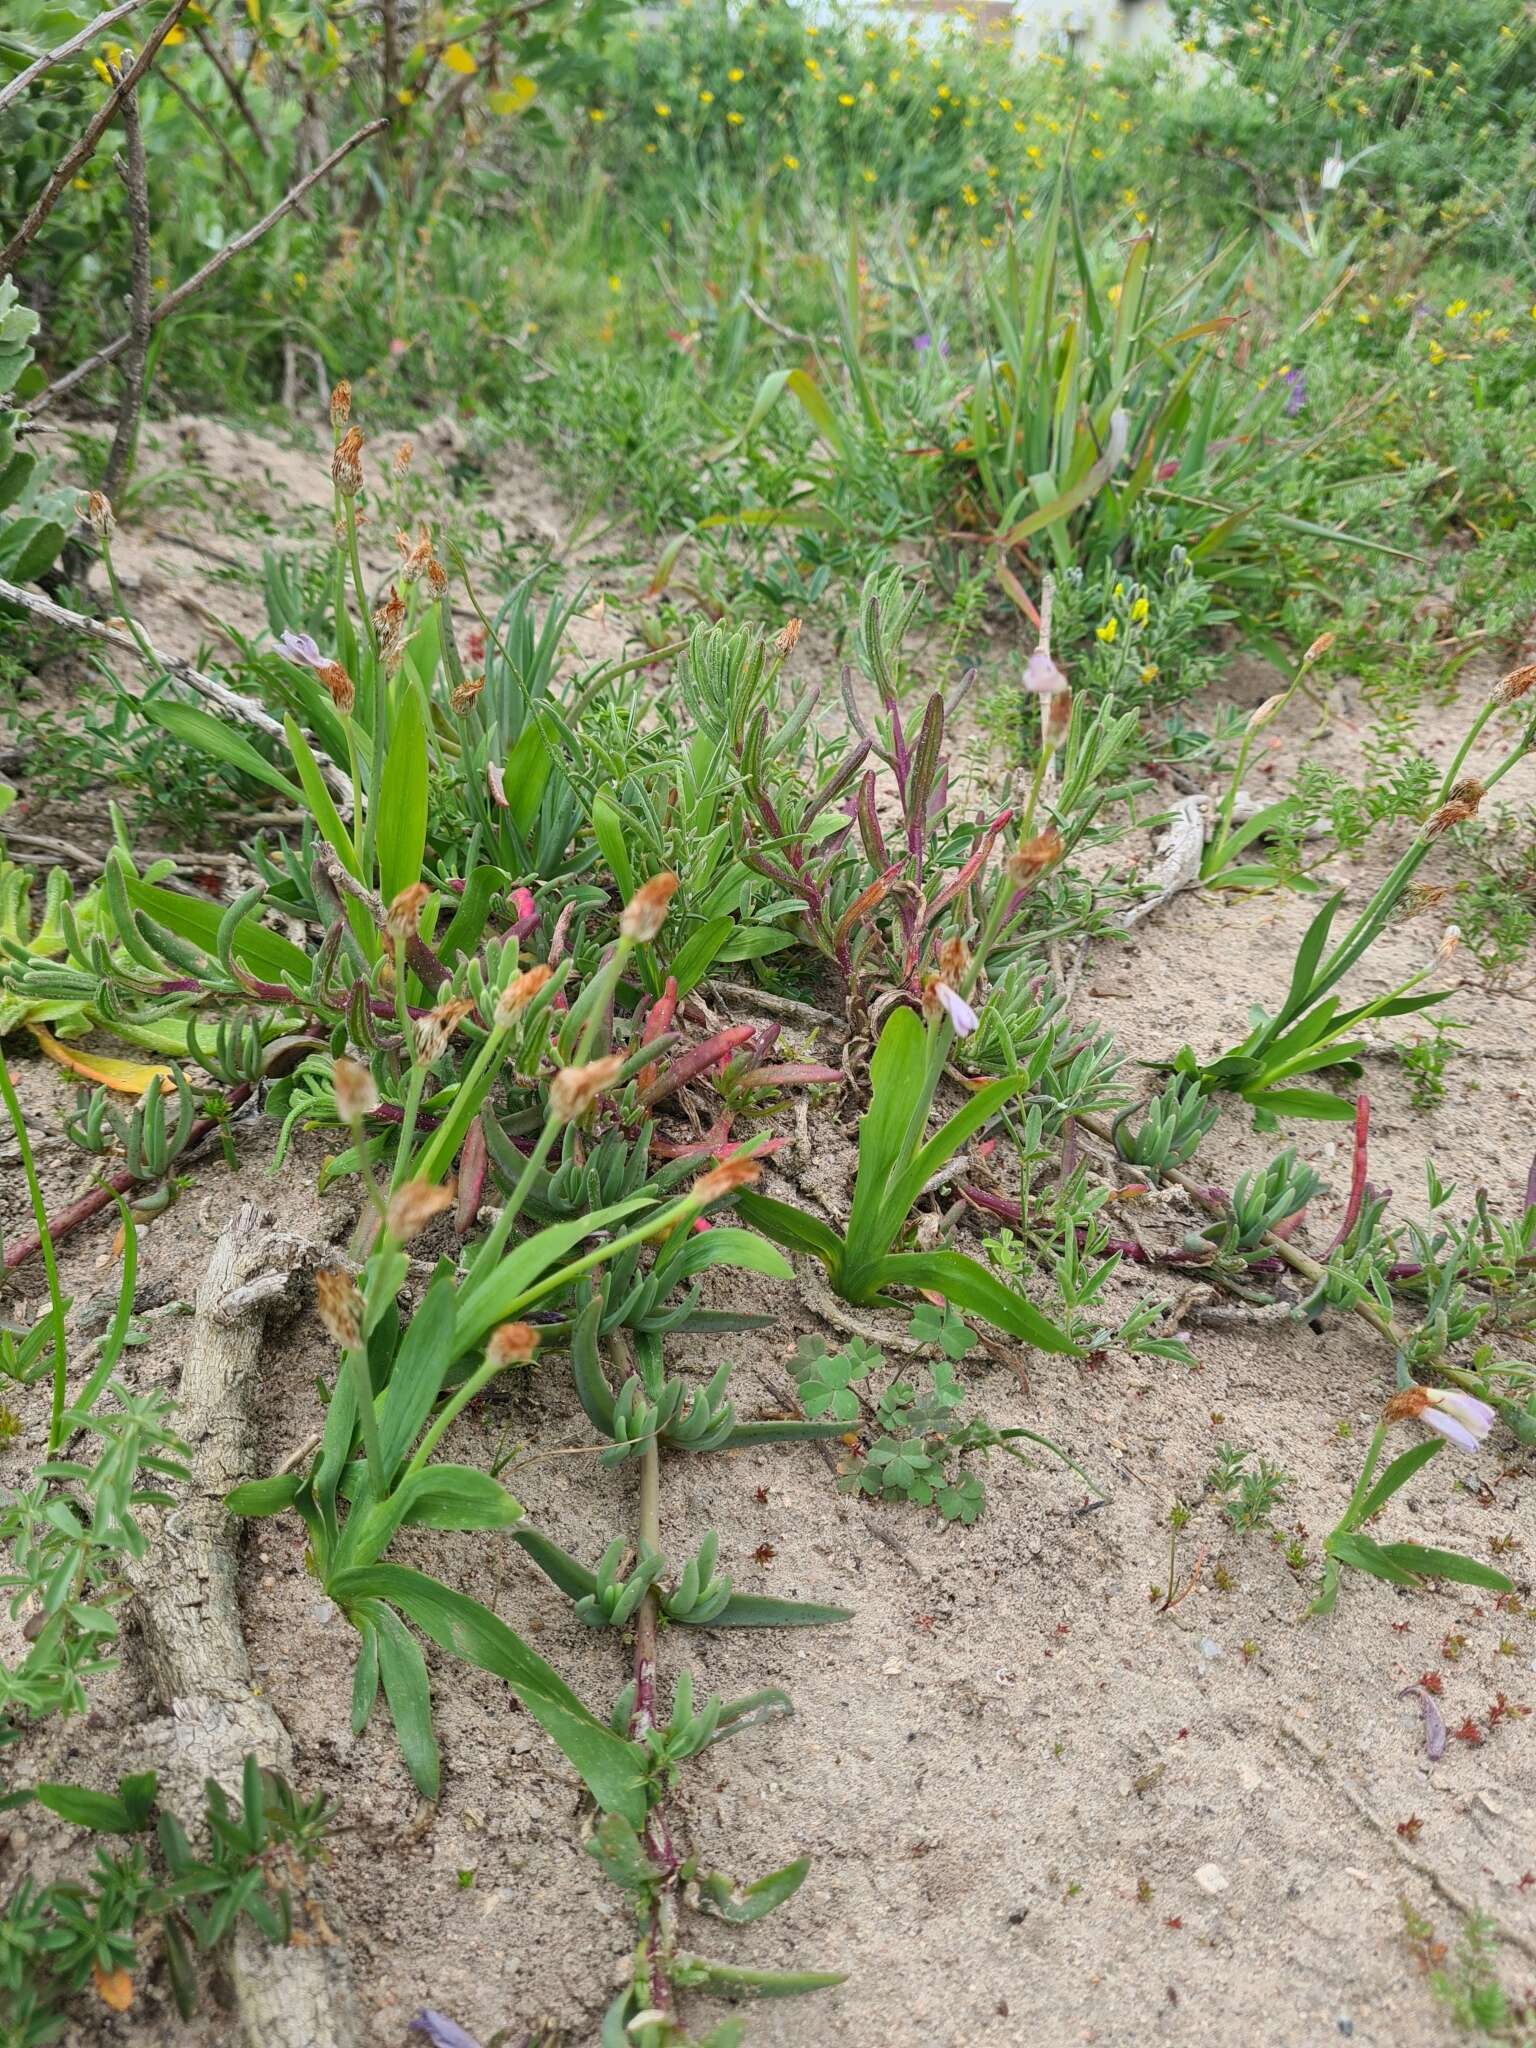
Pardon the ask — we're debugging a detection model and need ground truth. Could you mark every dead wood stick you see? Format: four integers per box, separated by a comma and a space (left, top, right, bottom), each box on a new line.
0, 0, 193, 275
0, 575, 353, 804
125, 1202, 362, 2047
29, 117, 387, 413
100, 75, 151, 506
0, 0, 148, 116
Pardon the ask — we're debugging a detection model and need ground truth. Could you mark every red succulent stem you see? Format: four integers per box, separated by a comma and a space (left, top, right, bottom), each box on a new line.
1325, 1095, 1370, 1254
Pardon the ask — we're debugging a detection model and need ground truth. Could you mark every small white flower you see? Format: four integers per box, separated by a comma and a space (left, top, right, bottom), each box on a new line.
1319, 145, 1345, 191
935, 981, 979, 1037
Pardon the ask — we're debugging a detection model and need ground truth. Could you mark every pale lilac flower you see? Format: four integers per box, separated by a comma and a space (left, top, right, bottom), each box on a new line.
1422, 1388, 1495, 1453
1023, 649, 1067, 694
408, 2014, 482, 2048
1282, 368, 1307, 418
935, 981, 978, 1036
277, 629, 326, 669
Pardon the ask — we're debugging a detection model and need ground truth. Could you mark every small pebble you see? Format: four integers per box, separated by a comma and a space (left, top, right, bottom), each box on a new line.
1194, 1863, 1228, 1894
1199, 1637, 1223, 1660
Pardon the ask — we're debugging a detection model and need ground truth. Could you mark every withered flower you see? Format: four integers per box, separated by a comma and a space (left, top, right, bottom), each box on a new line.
79, 490, 114, 538
549, 1053, 625, 1123
487, 1322, 539, 1367
415, 998, 475, 1063
374, 586, 407, 667
690, 1156, 762, 1206
384, 881, 432, 944
938, 936, 970, 984
395, 525, 435, 584
620, 873, 679, 943
332, 1057, 379, 1122
393, 440, 413, 480
493, 962, 553, 1028
330, 379, 352, 429
1007, 828, 1064, 883
318, 660, 355, 714
1494, 663, 1536, 705
385, 1179, 454, 1243
773, 618, 802, 656
315, 1267, 364, 1349
1423, 778, 1484, 838
450, 674, 485, 715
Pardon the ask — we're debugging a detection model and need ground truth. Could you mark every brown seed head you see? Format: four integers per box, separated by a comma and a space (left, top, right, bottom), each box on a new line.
487, 1321, 540, 1367
1247, 692, 1287, 731
332, 1057, 379, 1122
691, 1156, 762, 1206
920, 974, 943, 1024
315, 1267, 364, 1349
938, 936, 970, 984
1303, 632, 1336, 665
81, 490, 115, 538
1495, 662, 1536, 705
385, 1178, 455, 1243
620, 872, 679, 942
395, 525, 434, 583
1401, 883, 1450, 920
393, 440, 413, 480
415, 998, 476, 1063
550, 1053, 626, 1124
493, 962, 553, 1028
1423, 779, 1484, 839
1007, 828, 1064, 884
330, 379, 352, 428
425, 555, 448, 597
317, 659, 355, 714
332, 425, 365, 497
374, 586, 407, 667
384, 881, 432, 944
1384, 1387, 1430, 1426
773, 617, 802, 656
451, 674, 485, 715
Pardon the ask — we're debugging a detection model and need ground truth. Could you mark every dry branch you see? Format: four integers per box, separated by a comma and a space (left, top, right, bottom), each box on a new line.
0, 0, 148, 118
0, 0, 193, 276
29, 117, 388, 413
0, 575, 353, 804
125, 1202, 362, 2048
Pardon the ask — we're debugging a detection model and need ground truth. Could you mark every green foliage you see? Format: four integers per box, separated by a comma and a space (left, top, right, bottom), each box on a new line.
0, 276, 69, 592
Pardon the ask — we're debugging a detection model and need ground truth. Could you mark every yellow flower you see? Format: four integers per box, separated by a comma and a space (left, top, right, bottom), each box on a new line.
1096, 618, 1118, 644
1140, 663, 1160, 683
442, 41, 477, 74
728, 66, 744, 82
1427, 338, 1446, 365
839, 92, 855, 106
654, 102, 670, 116
489, 75, 537, 114
727, 110, 744, 124
588, 108, 606, 121
961, 184, 978, 205
1444, 298, 1467, 318
1025, 143, 1041, 160
1130, 596, 1149, 624
609, 273, 622, 293
861, 166, 876, 182
782, 153, 800, 170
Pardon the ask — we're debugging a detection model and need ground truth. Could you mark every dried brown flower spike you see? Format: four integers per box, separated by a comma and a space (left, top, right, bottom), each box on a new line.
451, 674, 485, 714
385, 1179, 455, 1243
487, 1322, 540, 1367
80, 490, 114, 537
314, 1267, 364, 1349
493, 962, 553, 1027
1423, 778, 1484, 839
1007, 828, 1064, 883
330, 379, 352, 429
549, 1053, 626, 1123
1495, 663, 1536, 705
620, 872, 680, 942
691, 1156, 762, 1206
332, 425, 364, 497
384, 882, 432, 944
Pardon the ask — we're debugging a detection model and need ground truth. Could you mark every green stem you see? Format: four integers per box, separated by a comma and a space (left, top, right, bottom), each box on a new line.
0, 1052, 69, 1453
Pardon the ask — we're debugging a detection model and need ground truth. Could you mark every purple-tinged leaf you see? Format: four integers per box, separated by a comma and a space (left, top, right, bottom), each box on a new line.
408, 2012, 483, 2048
1399, 1684, 1447, 1761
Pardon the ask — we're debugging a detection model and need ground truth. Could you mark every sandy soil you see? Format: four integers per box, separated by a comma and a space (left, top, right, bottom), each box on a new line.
2, 425, 1534, 2048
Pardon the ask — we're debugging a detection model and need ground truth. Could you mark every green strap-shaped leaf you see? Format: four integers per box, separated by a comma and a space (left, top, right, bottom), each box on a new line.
371, 1600, 440, 1801
331, 1564, 646, 1825
871, 1249, 1078, 1353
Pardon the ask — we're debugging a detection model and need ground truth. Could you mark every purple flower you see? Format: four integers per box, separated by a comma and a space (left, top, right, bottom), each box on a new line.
1281, 368, 1307, 419
935, 981, 979, 1036
277, 629, 326, 669
408, 2014, 483, 2048
1023, 648, 1067, 694
1422, 1389, 1495, 1454
912, 332, 949, 358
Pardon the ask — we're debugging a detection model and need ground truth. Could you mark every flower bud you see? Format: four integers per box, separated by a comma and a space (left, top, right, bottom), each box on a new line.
315, 1267, 364, 1349
620, 872, 679, 942
773, 617, 802, 656
332, 1057, 379, 1122
1247, 692, 1286, 731
330, 379, 352, 428
1495, 662, 1536, 705
385, 1179, 454, 1243
549, 1053, 625, 1123
1303, 632, 1335, 664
